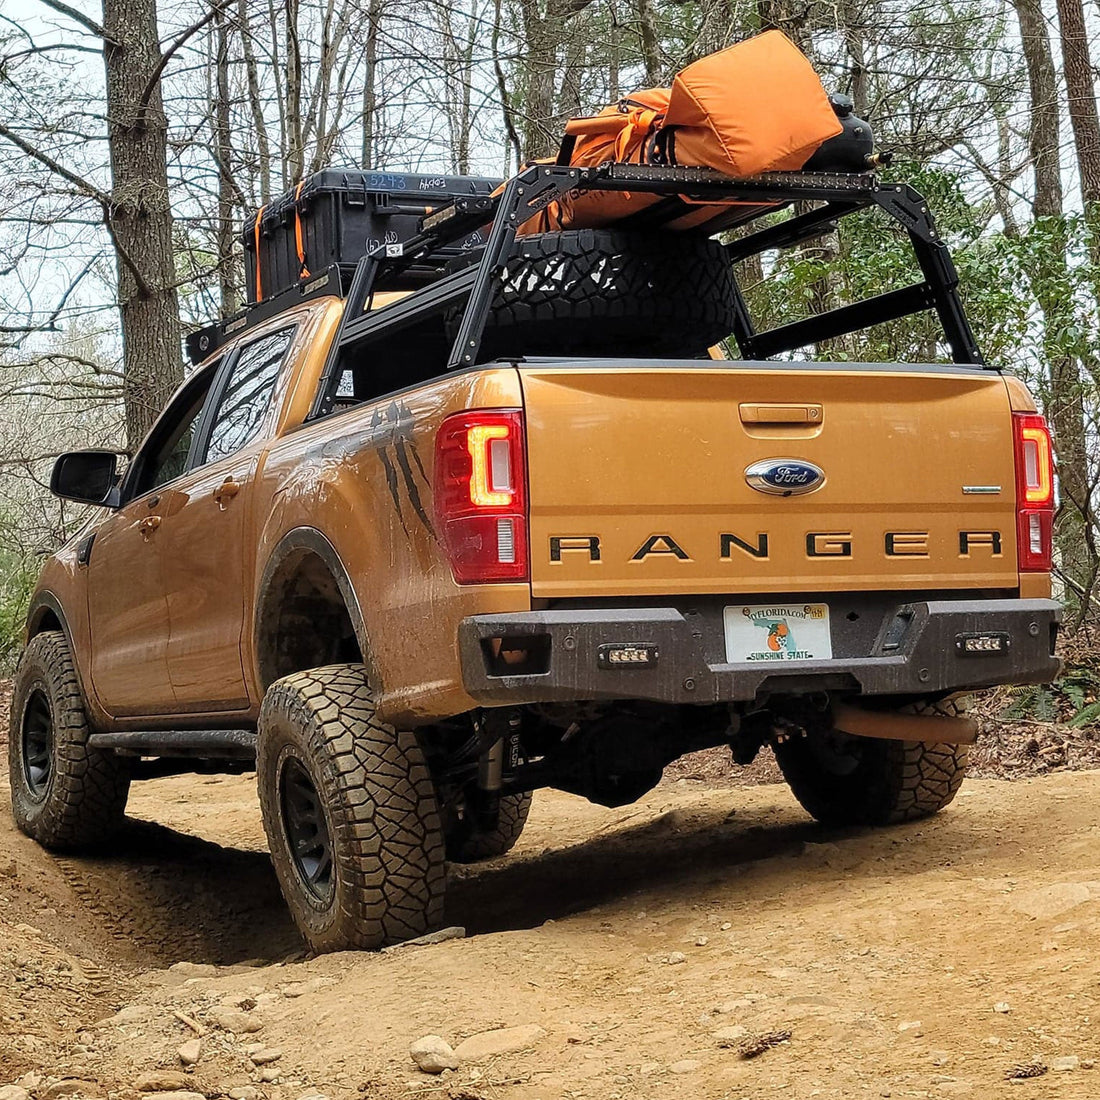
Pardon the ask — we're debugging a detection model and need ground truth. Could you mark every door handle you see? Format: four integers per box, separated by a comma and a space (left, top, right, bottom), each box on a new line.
138, 515, 162, 540
739, 402, 823, 425
213, 477, 241, 510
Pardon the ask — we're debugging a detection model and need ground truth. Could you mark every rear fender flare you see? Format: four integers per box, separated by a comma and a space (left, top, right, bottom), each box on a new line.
252, 526, 379, 692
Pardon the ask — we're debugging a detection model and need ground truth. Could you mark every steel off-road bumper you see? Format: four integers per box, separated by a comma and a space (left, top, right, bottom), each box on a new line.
458, 598, 1062, 706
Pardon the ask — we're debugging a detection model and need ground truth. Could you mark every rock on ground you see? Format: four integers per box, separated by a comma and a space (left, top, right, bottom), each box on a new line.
382, 927, 466, 953
1010, 882, 1092, 920
669, 1059, 701, 1074
453, 1025, 546, 1062
40, 1082, 103, 1100
409, 1035, 460, 1074
209, 1008, 263, 1034
135, 1074, 192, 1093
177, 1039, 202, 1066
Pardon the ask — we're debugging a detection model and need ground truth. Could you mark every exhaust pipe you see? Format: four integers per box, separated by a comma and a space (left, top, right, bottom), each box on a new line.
832, 702, 977, 745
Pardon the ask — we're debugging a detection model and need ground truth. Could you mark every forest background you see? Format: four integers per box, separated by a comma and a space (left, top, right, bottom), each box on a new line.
1, 0, 1099, 723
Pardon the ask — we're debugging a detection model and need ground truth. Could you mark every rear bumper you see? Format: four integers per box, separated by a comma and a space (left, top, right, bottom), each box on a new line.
458, 598, 1062, 706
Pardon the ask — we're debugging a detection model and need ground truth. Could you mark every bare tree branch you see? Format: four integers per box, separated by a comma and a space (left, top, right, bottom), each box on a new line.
0, 123, 110, 206
137, 0, 234, 122
34, 0, 116, 44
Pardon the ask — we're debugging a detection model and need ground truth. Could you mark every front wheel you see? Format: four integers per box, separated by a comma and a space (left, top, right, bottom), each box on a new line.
256, 664, 446, 953
774, 700, 969, 827
9, 631, 130, 849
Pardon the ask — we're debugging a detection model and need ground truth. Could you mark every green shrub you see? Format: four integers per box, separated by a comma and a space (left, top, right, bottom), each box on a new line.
0, 550, 34, 674
991, 640, 1100, 728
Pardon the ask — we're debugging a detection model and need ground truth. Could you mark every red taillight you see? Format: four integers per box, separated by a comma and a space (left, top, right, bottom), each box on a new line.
1012, 412, 1054, 572
434, 409, 529, 584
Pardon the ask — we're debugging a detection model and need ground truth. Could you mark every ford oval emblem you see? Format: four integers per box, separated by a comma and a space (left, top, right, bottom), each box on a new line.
745, 458, 826, 496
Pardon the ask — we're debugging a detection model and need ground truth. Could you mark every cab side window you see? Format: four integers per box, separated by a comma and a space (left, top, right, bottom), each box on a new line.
129, 362, 220, 499
203, 327, 295, 465
148, 391, 206, 488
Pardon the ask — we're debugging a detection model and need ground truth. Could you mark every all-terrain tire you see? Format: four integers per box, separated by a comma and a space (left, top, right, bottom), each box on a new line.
9, 631, 130, 849
445, 791, 533, 863
446, 229, 737, 359
256, 663, 446, 953
773, 699, 970, 827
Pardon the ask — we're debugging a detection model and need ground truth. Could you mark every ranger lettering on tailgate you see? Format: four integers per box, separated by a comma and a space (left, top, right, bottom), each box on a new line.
547, 530, 1005, 563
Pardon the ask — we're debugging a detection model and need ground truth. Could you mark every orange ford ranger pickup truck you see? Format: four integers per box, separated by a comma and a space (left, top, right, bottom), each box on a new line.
12, 165, 1062, 952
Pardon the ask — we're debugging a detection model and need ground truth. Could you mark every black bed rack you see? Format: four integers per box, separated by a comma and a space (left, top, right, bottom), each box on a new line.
188, 161, 985, 399
305, 161, 984, 418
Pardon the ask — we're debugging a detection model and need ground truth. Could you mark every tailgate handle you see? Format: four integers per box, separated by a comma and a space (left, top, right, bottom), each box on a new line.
739, 402, 822, 425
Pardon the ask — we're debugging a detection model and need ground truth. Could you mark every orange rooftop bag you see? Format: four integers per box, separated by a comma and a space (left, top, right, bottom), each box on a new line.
520, 31, 843, 235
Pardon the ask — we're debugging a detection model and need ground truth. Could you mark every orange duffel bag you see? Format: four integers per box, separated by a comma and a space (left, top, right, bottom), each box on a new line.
664, 30, 842, 175
521, 31, 843, 234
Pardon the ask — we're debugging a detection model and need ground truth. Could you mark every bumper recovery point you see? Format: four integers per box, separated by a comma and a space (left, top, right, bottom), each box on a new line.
458, 599, 1062, 706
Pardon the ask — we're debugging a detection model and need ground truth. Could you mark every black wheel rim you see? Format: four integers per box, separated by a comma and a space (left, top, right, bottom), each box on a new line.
22, 688, 53, 800
279, 756, 335, 904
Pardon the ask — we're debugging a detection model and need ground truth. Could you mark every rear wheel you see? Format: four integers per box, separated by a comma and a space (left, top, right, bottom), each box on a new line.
9, 631, 130, 849
445, 791, 533, 863
257, 663, 446, 953
773, 700, 969, 826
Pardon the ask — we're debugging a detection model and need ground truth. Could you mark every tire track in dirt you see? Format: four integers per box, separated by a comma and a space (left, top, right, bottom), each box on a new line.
49, 817, 300, 967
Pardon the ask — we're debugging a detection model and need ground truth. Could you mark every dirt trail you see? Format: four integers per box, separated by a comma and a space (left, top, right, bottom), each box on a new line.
3, 755, 1100, 1099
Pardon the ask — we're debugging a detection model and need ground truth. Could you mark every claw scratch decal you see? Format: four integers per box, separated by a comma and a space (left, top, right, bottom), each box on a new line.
370, 400, 435, 538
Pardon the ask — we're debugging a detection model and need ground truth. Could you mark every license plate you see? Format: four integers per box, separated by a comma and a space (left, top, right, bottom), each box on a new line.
723, 603, 833, 663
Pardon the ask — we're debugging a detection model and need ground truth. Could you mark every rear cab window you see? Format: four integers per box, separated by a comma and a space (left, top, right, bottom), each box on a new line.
201, 327, 296, 465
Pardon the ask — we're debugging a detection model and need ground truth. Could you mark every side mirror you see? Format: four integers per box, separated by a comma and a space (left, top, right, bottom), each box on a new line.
50, 450, 121, 507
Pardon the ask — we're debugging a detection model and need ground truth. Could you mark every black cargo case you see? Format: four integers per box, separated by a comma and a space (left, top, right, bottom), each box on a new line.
240, 169, 500, 304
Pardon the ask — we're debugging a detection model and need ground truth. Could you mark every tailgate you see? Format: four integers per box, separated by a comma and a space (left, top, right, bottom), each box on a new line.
521, 362, 1018, 598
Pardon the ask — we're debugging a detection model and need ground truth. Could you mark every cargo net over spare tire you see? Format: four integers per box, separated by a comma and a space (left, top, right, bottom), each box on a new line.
445, 229, 738, 360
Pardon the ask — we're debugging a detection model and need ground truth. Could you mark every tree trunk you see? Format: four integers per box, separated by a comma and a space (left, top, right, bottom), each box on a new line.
1055, 0, 1100, 208
214, 10, 239, 316
265, 0, 290, 189
239, 0, 271, 204
1014, 0, 1093, 605
557, 16, 587, 123
285, 0, 305, 182
492, 0, 522, 172
839, 0, 868, 117
519, 0, 563, 160
756, 0, 808, 50
635, 0, 661, 84
1015, 0, 1062, 221
607, 0, 620, 100
102, 0, 183, 449
456, 2, 477, 174
1054, 0, 1100, 363
362, 0, 380, 166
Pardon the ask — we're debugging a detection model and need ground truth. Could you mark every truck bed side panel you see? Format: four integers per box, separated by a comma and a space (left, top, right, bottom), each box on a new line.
254, 366, 529, 724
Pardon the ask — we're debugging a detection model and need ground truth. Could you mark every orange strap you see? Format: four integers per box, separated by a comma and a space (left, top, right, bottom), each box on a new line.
253, 204, 266, 302
293, 181, 310, 279
612, 106, 662, 161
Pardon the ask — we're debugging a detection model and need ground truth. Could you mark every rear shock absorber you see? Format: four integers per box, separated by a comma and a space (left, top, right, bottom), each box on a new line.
473, 709, 522, 830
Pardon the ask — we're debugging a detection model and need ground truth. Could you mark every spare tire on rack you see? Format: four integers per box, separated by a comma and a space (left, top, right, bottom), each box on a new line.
445, 229, 737, 360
